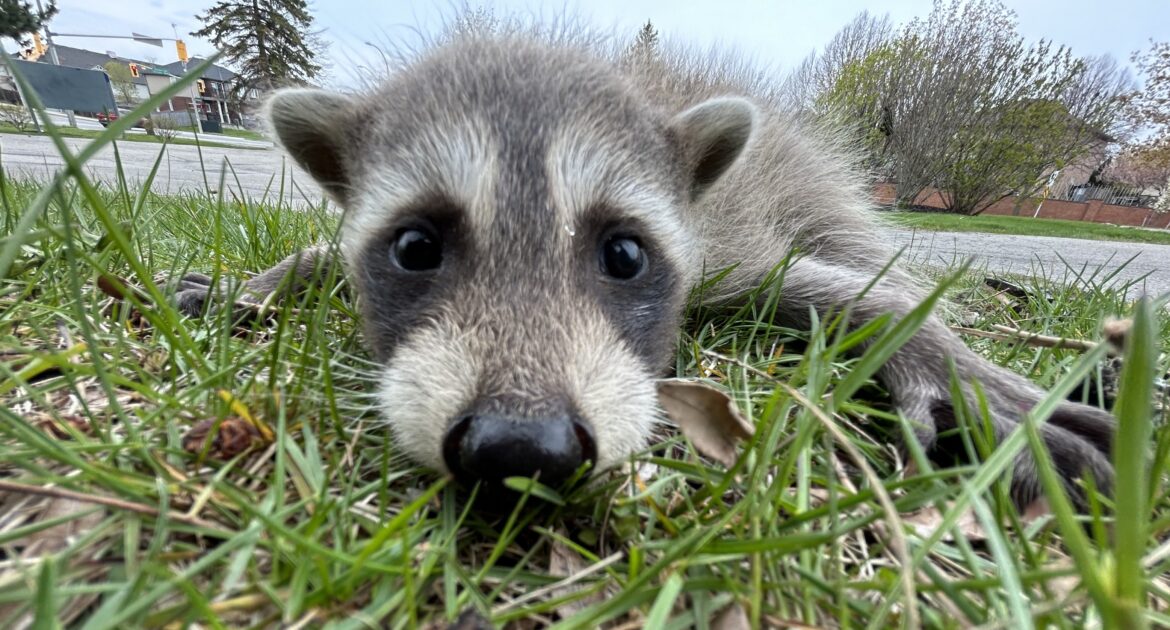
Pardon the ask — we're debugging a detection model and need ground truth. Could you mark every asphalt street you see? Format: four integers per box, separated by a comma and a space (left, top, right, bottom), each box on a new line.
3, 132, 1168, 297
0, 130, 310, 202
890, 228, 1170, 299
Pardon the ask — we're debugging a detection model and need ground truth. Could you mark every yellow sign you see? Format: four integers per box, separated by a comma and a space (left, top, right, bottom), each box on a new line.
176, 40, 188, 63
21, 32, 46, 60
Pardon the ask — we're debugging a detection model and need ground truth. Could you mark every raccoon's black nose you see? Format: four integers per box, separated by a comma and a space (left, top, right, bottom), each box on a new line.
442, 413, 597, 487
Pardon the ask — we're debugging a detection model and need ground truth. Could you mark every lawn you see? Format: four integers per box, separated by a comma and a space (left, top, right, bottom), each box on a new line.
222, 127, 268, 141
150, 125, 267, 143
885, 211, 1170, 246
1, 137, 1168, 627
0, 123, 264, 151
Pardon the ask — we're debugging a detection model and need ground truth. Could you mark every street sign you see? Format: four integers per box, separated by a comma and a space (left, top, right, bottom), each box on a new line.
131, 32, 164, 47
7, 59, 117, 114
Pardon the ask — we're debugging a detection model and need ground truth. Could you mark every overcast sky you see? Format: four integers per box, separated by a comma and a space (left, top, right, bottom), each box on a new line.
13, 0, 1170, 87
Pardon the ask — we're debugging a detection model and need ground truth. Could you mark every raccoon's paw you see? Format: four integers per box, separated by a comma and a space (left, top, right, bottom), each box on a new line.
894, 375, 1115, 510
168, 272, 264, 321
169, 272, 218, 317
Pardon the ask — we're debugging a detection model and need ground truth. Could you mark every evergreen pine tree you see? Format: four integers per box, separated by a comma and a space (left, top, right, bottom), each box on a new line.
192, 0, 324, 98
629, 20, 659, 61
0, 0, 56, 47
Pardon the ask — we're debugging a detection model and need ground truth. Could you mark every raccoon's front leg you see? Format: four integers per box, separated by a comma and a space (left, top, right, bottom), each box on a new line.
775, 257, 1115, 507
170, 244, 338, 318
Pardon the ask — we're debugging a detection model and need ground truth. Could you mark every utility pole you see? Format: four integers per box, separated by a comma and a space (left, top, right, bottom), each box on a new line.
8, 68, 42, 133
172, 24, 187, 73
36, 0, 76, 128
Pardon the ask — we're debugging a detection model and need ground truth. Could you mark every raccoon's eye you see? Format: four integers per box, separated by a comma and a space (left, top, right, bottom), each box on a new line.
393, 228, 443, 271
600, 235, 645, 280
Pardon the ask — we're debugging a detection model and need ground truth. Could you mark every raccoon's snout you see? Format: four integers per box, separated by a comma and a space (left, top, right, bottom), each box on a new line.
442, 413, 598, 486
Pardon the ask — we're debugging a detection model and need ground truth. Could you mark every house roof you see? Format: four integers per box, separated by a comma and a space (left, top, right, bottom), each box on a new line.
162, 59, 236, 83
44, 44, 174, 85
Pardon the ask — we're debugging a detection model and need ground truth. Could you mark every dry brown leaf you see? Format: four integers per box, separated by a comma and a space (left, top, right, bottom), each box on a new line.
901, 505, 986, 541
657, 380, 754, 467
182, 416, 266, 459
33, 413, 92, 439
900, 499, 1050, 542
711, 601, 750, 630
20, 496, 106, 555
0, 476, 110, 630
95, 273, 149, 302
1041, 558, 1081, 604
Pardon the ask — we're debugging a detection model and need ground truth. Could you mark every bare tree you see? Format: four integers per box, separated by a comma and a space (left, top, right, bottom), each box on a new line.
1106, 145, 1170, 195
781, 11, 893, 112
149, 116, 179, 141
817, 0, 1131, 214
1128, 40, 1169, 143
0, 102, 33, 132
1063, 55, 1136, 143
1120, 40, 1170, 210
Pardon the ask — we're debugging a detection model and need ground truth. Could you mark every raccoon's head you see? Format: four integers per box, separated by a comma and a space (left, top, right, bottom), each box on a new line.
265, 39, 755, 488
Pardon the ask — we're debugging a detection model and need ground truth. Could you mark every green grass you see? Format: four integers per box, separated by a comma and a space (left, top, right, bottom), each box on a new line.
0, 90, 1168, 626
137, 124, 266, 143
222, 127, 268, 141
885, 211, 1170, 246
0, 123, 265, 151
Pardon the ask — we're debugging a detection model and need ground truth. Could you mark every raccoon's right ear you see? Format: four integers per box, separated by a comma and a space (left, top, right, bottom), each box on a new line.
266, 89, 355, 202
669, 97, 757, 201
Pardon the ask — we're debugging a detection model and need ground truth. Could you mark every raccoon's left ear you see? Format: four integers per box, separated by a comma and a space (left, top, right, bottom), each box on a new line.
669, 97, 757, 201
266, 89, 355, 203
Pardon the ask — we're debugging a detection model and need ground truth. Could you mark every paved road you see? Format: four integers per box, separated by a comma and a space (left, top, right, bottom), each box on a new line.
1, 131, 306, 201
891, 228, 1170, 298
3, 133, 1168, 296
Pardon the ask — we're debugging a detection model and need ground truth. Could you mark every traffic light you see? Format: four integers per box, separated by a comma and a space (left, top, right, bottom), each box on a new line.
176, 40, 188, 63
129, 63, 140, 78
197, 79, 206, 94
21, 33, 46, 60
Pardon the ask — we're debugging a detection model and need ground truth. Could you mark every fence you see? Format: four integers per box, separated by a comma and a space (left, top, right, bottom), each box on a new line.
1048, 182, 1160, 209
874, 182, 1170, 229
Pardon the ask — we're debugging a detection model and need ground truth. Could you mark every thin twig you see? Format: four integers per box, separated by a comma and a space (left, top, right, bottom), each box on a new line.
491, 552, 623, 615
0, 479, 224, 531
951, 325, 1104, 354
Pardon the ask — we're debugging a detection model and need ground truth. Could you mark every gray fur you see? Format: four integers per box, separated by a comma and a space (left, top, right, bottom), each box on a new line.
175, 32, 1115, 506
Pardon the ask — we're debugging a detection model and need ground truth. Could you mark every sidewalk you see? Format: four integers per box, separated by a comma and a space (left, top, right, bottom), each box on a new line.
37, 111, 274, 149
127, 128, 273, 149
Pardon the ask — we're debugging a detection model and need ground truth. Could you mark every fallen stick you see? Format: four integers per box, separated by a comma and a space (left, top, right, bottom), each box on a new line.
0, 479, 225, 531
951, 324, 1104, 354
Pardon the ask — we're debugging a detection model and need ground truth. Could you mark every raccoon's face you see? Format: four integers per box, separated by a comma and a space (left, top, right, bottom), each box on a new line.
266, 41, 755, 488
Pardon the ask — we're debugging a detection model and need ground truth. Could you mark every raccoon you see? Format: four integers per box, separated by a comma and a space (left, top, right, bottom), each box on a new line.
173, 33, 1116, 506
